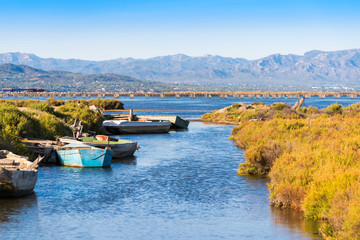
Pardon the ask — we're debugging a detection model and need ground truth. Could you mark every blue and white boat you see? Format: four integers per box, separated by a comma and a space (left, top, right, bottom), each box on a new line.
56, 143, 113, 168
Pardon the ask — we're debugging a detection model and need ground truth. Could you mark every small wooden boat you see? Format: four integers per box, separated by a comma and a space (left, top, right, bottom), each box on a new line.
103, 120, 172, 134
56, 143, 113, 168
59, 135, 138, 158
137, 115, 189, 129
0, 151, 43, 198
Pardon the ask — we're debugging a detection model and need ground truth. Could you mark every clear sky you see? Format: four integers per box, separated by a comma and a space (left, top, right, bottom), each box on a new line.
0, 0, 359, 60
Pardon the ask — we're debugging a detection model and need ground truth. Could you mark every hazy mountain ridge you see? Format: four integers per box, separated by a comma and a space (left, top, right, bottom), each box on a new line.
1, 49, 360, 90
0, 63, 198, 92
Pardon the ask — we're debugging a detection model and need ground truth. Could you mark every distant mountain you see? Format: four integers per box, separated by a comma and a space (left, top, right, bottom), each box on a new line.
1, 49, 360, 90
0, 63, 198, 92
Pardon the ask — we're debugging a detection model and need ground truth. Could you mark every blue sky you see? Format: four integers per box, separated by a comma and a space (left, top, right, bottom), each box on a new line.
0, 0, 359, 60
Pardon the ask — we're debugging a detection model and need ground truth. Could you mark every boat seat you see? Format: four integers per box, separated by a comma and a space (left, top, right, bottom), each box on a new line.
0, 159, 17, 165
1, 166, 20, 170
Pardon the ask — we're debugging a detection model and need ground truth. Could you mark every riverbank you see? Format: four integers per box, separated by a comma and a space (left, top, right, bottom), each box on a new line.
202, 102, 360, 239
0, 99, 123, 159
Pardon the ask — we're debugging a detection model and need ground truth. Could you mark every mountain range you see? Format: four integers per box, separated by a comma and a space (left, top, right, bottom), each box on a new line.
0, 63, 199, 92
1, 49, 360, 91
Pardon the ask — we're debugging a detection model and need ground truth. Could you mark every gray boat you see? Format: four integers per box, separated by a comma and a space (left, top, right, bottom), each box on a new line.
137, 115, 189, 129
103, 119, 172, 134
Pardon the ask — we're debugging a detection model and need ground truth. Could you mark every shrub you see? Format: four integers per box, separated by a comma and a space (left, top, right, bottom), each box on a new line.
0, 105, 38, 138
38, 113, 71, 140
238, 111, 259, 121
46, 98, 65, 106
250, 102, 265, 106
226, 103, 241, 112
200, 113, 212, 120
28, 102, 55, 114
272, 103, 288, 111
326, 104, 342, 115
274, 113, 285, 119
56, 102, 104, 133
87, 99, 124, 110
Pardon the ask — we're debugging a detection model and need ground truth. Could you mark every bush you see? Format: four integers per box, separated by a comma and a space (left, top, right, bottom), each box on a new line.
28, 102, 55, 114
38, 113, 71, 140
250, 102, 265, 106
57, 102, 104, 133
226, 103, 241, 112
46, 98, 65, 106
200, 113, 212, 120
326, 104, 342, 115
272, 103, 288, 111
238, 111, 259, 121
87, 99, 124, 110
0, 105, 38, 138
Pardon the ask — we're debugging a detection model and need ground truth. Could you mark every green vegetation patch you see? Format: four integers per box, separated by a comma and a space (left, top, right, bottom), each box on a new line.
0, 98, 124, 159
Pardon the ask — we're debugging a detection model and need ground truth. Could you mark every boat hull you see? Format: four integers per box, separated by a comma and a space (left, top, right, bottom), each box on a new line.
57, 148, 113, 168
89, 142, 137, 158
60, 137, 138, 158
0, 168, 38, 198
103, 121, 172, 134
137, 115, 190, 129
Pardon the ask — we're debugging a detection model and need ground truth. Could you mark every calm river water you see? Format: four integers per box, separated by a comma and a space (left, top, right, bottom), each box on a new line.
1, 96, 359, 239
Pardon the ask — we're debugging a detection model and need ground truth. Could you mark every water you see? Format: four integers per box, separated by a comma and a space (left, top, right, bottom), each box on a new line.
1, 96, 359, 239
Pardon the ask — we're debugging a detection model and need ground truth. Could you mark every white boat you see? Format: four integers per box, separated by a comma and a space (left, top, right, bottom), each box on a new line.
60, 135, 138, 158
102, 120, 172, 134
0, 151, 43, 198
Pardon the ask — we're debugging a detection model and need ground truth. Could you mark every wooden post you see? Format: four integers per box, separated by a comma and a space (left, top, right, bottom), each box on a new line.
128, 109, 133, 121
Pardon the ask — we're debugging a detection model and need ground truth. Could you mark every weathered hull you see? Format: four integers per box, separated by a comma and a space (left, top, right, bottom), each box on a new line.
105, 125, 171, 134
57, 148, 113, 168
60, 137, 138, 158
91, 142, 137, 158
137, 115, 190, 129
0, 168, 38, 198
103, 121, 172, 134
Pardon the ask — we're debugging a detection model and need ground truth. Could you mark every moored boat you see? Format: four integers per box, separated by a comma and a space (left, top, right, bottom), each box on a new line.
102, 120, 172, 134
137, 115, 189, 129
60, 135, 138, 158
56, 143, 113, 168
0, 151, 43, 198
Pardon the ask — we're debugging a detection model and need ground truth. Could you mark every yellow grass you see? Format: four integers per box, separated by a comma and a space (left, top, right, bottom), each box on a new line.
203, 102, 360, 239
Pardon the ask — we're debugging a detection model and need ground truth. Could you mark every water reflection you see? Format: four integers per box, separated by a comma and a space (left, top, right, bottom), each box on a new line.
0, 193, 38, 225
271, 206, 322, 239
112, 155, 137, 165
169, 128, 189, 133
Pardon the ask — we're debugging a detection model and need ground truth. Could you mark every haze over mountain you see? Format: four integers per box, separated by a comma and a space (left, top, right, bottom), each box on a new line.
1, 49, 360, 91
0, 63, 198, 92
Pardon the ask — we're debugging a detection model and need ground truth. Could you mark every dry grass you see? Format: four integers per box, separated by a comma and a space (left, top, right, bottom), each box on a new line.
203, 102, 360, 239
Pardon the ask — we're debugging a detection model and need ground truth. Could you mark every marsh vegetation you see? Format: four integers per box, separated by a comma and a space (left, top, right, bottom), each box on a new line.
202, 102, 360, 239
